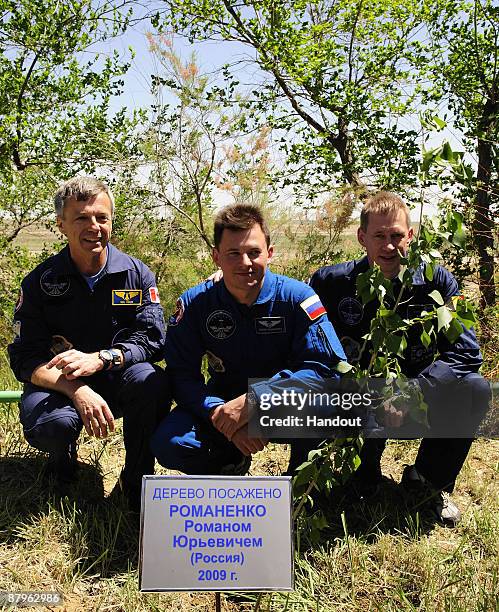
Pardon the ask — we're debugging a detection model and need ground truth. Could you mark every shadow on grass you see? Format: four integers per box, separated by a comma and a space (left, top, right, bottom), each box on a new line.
0, 454, 141, 579
298, 476, 441, 548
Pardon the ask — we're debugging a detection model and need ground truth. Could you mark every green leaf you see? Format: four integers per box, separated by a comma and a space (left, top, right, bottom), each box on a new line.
451, 226, 466, 248
385, 333, 405, 356
371, 327, 385, 351
436, 306, 453, 332
428, 290, 444, 305
293, 460, 317, 487
420, 329, 432, 348
443, 318, 464, 343
425, 263, 434, 281
334, 361, 353, 374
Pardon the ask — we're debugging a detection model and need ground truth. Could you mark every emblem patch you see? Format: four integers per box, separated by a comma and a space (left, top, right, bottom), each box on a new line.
40, 269, 70, 297
112, 290, 142, 306
206, 310, 236, 340
149, 286, 160, 303
206, 350, 225, 373
300, 294, 326, 321
338, 297, 363, 325
255, 316, 286, 334
50, 334, 73, 355
14, 288, 23, 313
168, 298, 185, 327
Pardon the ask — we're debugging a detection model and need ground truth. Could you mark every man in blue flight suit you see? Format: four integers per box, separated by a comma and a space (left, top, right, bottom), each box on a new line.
8, 176, 169, 509
310, 191, 490, 525
151, 204, 347, 475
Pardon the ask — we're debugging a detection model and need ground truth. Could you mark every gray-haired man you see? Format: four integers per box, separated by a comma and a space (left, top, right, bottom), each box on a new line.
8, 176, 169, 510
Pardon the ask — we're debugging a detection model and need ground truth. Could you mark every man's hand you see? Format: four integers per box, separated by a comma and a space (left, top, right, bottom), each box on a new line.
46, 350, 104, 380
206, 269, 224, 283
71, 385, 115, 438
210, 393, 248, 439
231, 426, 267, 456
383, 399, 410, 428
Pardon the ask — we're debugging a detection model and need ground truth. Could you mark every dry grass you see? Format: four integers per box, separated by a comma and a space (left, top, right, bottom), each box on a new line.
1, 390, 498, 612
11, 223, 59, 253
1, 220, 497, 611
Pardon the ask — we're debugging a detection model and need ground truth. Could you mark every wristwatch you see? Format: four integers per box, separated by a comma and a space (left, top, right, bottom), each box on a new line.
98, 348, 123, 371
98, 349, 113, 370
246, 388, 258, 412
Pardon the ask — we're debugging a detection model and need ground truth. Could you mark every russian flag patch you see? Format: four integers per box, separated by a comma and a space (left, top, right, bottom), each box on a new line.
149, 287, 160, 303
300, 294, 326, 320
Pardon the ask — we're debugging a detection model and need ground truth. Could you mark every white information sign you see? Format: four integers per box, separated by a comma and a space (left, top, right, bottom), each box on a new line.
139, 475, 293, 592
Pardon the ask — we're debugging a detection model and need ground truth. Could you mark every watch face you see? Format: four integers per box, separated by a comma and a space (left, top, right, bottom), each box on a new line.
99, 350, 113, 366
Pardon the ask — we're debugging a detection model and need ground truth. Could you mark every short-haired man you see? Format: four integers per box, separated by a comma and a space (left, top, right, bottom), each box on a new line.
151, 204, 347, 474
310, 191, 490, 525
8, 177, 169, 509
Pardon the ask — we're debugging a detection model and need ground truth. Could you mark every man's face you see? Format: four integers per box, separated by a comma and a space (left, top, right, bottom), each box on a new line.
212, 224, 273, 302
56, 192, 113, 266
357, 209, 413, 278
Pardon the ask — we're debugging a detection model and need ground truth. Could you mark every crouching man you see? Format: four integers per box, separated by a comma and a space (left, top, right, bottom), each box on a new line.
151, 204, 347, 475
8, 177, 170, 510
310, 191, 490, 525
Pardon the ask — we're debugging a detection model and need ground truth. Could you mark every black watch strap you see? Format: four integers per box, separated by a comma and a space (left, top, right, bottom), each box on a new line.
109, 348, 123, 370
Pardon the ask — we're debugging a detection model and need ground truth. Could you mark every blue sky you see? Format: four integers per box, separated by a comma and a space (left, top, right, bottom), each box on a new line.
97, 15, 459, 218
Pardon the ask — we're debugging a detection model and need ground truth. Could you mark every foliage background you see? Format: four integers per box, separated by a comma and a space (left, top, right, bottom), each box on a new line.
0, 1, 497, 610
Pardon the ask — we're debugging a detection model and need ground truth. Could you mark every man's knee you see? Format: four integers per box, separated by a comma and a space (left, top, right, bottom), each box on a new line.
464, 373, 491, 407
464, 373, 491, 432
20, 385, 81, 453
24, 411, 81, 454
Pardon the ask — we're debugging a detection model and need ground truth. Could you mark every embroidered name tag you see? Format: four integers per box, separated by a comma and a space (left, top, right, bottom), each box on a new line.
255, 316, 286, 334
112, 290, 142, 306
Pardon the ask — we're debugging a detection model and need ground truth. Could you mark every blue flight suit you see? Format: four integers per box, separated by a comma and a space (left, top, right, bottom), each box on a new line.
310, 256, 490, 492
151, 270, 347, 474
8, 243, 169, 486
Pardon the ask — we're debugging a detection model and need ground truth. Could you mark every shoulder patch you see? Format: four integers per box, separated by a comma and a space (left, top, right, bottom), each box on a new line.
112, 290, 142, 306
300, 294, 326, 321
168, 298, 184, 326
149, 286, 160, 303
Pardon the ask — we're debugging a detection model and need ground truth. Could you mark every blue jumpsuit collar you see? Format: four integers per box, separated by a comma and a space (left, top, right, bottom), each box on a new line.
254, 269, 276, 305
51, 243, 135, 275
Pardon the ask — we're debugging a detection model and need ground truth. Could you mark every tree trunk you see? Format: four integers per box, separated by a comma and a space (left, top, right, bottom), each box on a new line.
473, 133, 496, 308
